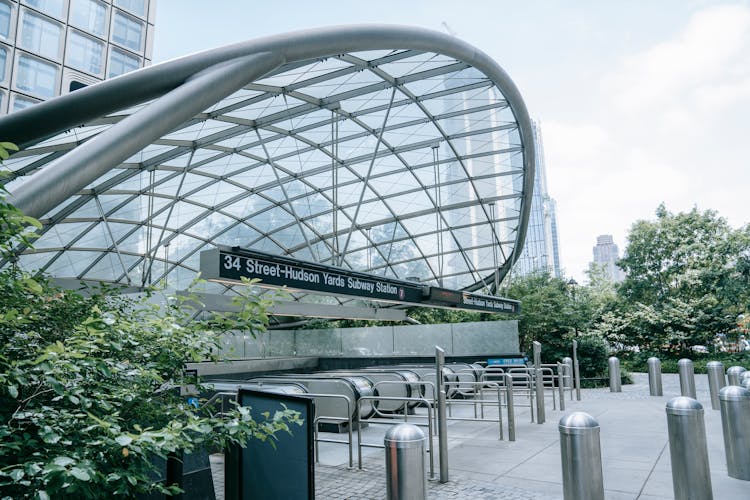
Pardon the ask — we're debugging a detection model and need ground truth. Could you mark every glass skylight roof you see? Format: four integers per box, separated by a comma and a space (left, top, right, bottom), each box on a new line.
0, 26, 534, 307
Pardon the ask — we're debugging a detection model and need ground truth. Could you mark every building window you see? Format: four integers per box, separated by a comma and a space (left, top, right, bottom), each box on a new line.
70, 0, 106, 37
67, 31, 103, 75
0, 46, 6, 84
12, 94, 40, 111
23, 0, 65, 20
114, 0, 145, 17
20, 10, 62, 60
0, 2, 11, 40
16, 53, 58, 97
108, 47, 138, 78
112, 11, 143, 52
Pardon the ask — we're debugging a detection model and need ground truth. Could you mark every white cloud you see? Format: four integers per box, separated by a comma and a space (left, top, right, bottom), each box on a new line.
541, 4, 750, 281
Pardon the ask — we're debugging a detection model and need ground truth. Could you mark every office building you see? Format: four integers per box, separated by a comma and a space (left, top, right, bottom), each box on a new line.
592, 234, 623, 282
0, 0, 155, 114
512, 120, 561, 278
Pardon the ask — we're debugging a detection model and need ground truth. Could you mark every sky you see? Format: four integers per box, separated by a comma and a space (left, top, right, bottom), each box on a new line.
153, 0, 750, 282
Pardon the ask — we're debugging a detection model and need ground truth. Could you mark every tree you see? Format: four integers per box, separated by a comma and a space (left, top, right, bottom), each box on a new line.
597, 204, 750, 353
0, 153, 300, 497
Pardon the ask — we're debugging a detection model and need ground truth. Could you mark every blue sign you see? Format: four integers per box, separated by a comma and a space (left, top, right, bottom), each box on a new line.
488, 358, 527, 366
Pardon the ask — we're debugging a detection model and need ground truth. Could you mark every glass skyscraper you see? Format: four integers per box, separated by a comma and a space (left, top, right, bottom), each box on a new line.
0, 0, 154, 114
512, 120, 561, 278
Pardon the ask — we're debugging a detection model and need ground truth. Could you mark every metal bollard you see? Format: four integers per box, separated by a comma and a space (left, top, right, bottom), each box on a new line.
727, 366, 746, 386
434, 346, 449, 483
647, 357, 663, 396
706, 361, 725, 410
718, 385, 750, 481
559, 412, 604, 500
608, 356, 621, 392
742, 378, 750, 391
678, 359, 696, 398
384, 424, 427, 500
740, 371, 750, 387
665, 397, 713, 500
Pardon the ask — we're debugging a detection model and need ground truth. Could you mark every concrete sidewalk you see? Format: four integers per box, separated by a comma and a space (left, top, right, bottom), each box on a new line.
315, 372, 749, 499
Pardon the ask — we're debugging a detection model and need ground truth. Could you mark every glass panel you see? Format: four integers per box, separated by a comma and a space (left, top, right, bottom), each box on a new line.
16, 54, 58, 97
0, 2, 11, 39
112, 11, 142, 51
0, 46, 6, 83
114, 0, 145, 16
70, 0, 106, 37
20, 10, 62, 59
66, 31, 104, 75
24, 0, 64, 19
108, 47, 139, 77
12, 94, 39, 111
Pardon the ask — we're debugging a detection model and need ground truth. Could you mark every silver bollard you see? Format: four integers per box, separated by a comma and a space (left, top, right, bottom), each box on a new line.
740, 371, 750, 387
706, 361, 725, 410
647, 357, 663, 396
666, 397, 713, 500
678, 359, 696, 398
559, 412, 604, 500
727, 365, 746, 386
504, 373, 516, 441
742, 378, 750, 391
384, 424, 427, 500
718, 385, 750, 481
608, 356, 622, 392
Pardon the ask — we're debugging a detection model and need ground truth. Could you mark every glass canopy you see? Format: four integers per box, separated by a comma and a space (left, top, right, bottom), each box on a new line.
0, 26, 534, 310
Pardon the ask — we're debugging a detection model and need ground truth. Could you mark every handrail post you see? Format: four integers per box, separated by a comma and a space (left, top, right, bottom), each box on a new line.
505, 373, 516, 441
572, 340, 581, 401
557, 362, 566, 411
435, 346, 449, 483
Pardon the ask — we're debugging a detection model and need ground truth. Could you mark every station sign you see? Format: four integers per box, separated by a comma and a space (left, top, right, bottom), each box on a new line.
200, 246, 424, 304
200, 246, 520, 314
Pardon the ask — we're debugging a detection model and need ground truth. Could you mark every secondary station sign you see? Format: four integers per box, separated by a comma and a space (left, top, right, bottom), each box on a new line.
200, 246, 520, 314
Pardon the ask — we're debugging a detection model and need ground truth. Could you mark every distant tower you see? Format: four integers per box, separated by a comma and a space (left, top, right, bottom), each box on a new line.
513, 120, 562, 278
592, 235, 623, 282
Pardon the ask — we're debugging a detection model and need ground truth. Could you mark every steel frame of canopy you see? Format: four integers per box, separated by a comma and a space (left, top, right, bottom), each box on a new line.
0, 24, 534, 297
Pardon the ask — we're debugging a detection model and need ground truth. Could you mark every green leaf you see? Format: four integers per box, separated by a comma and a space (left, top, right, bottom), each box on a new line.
69, 467, 91, 481
9, 469, 24, 482
53, 456, 76, 468
8, 385, 18, 398
115, 435, 132, 447
36, 491, 50, 500
0, 142, 19, 151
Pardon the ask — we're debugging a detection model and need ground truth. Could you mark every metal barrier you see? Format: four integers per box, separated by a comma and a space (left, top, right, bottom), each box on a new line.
384, 424, 427, 500
718, 385, 750, 480
666, 397, 713, 500
356, 395, 435, 480
559, 412, 604, 500
678, 359, 696, 398
444, 380, 504, 439
608, 357, 621, 392
706, 361, 725, 410
648, 357, 663, 396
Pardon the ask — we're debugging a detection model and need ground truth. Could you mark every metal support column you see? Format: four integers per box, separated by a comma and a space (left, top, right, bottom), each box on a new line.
435, 346, 449, 483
